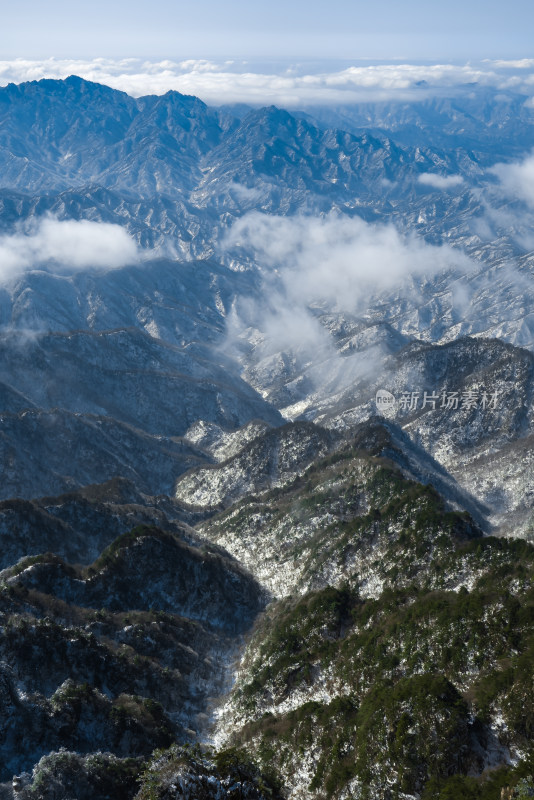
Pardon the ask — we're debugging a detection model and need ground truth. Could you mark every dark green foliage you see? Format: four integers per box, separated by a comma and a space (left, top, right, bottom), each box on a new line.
3, 441, 534, 799
230, 525, 534, 799
20, 752, 143, 800
422, 758, 534, 799
354, 675, 470, 792
89, 525, 164, 572
136, 744, 282, 800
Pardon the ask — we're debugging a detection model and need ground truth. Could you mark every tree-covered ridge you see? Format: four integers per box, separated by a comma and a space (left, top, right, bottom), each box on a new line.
1, 438, 533, 798
222, 534, 534, 799
15, 744, 281, 800
201, 443, 483, 600
0, 524, 263, 783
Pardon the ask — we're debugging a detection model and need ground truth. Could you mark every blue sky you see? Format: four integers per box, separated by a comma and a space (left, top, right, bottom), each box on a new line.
3, 0, 534, 61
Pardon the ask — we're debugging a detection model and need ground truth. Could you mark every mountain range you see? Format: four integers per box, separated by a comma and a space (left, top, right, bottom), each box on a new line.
0, 75, 533, 799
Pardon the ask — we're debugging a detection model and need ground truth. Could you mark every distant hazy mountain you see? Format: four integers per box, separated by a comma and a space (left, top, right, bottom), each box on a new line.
292, 88, 534, 156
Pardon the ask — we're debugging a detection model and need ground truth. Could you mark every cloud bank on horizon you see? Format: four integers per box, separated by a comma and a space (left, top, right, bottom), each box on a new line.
2, 58, 534, 106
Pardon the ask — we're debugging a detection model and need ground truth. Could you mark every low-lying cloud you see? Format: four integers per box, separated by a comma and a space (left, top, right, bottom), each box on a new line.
2, 58, 534, 107
221, 212, 474, 398
490, 152, 534, 208
0, 217, 140, 282
418, 173, 464, 190
221, 212, 477, 413
224, 211, 472, 313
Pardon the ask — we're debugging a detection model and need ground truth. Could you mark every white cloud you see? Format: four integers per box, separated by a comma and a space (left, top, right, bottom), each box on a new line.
228, 183, 263, 202
224, 212, 472, 311
418, 173, 464, 190
1, 57, 534, 107
222, 212, 475, 400
489, 59, 534, 69
0, 217, 140, 282
490, 153, 534, 207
